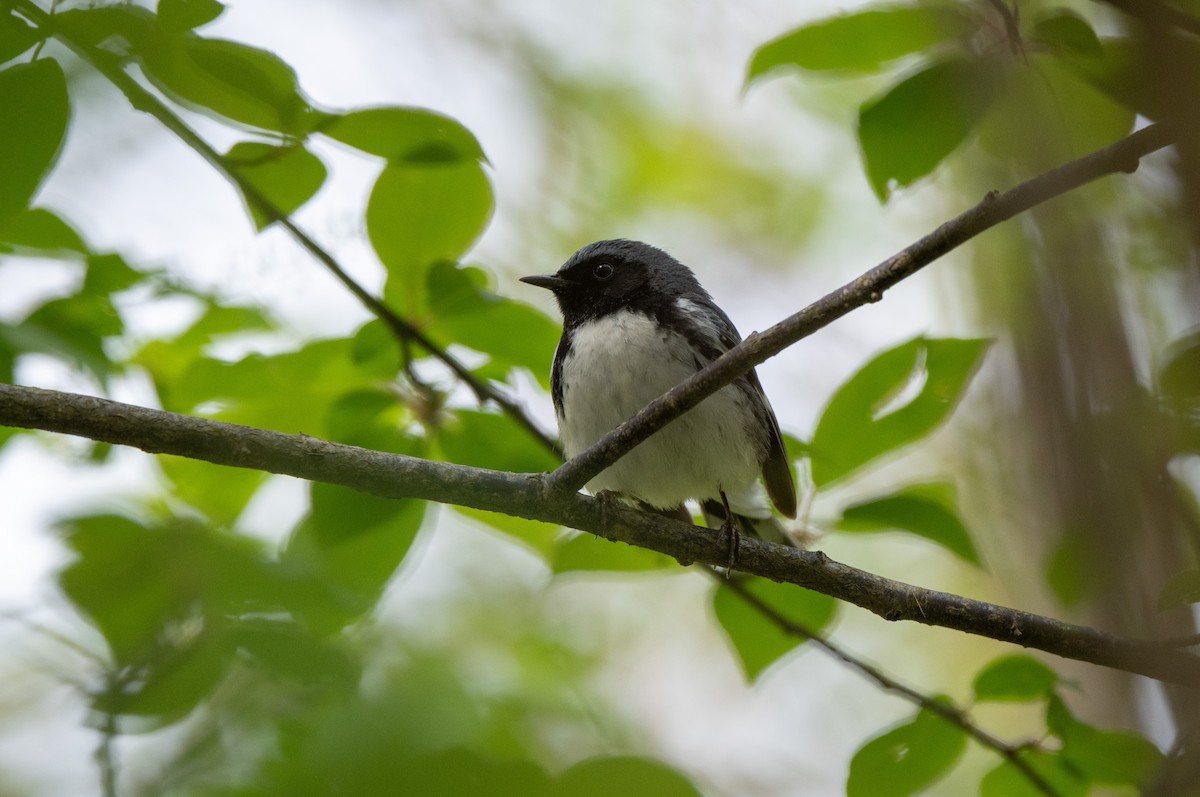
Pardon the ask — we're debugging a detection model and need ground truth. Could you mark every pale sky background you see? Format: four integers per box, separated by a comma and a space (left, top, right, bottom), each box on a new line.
0, 2, 1031, 795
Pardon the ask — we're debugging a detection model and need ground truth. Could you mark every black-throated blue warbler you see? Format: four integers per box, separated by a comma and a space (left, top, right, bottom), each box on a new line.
521, 239, 797, 550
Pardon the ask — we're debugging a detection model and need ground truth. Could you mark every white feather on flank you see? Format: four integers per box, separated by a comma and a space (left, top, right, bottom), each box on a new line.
558, 309, 764, 510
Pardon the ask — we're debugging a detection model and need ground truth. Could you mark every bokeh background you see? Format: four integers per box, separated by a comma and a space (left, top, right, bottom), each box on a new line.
2, 0, 1198, 795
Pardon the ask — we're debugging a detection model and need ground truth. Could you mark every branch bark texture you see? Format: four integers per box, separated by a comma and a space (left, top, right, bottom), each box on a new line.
3, 383, 1198, 688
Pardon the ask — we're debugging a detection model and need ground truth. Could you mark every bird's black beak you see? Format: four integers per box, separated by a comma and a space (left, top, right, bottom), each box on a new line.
519, 274, 571, 291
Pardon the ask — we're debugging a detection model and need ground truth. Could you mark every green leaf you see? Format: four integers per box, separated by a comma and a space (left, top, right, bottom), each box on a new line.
0, 340, 13, 385
1031, 11, 1102, 58
134, 301, 276, 402
1045, 532, 1091, 607
159, 454, 266, 526
847, 705, 967, 797
367, 159, 493, 306
303, 505, 413, 570
713, 577, 837, 681
1046, 693, 1164, 785
8, 293, 123, 382
82, 253, 146, 297
169, 338, 395, 435
391, 749, 553, 797
143, 35, 312, 134
285, 487, 426, 632
552, 531, 677, 574
980, 751, 1089, 797
56, 6, 158, 55
158, 0, 225, 32
978, 55, 1134, 174
0, 319, 109, 382
972, 654, 1058, 702
324, 106, 485, 163
226, 142, 327, 230
0, 12, 40, 64
350, 318, 402, 367
59, 515, 177, 660
325, 389, 415, 452
1159, 569, 1200, 610
810, 337, 990, 487
95, 628, 235, 722
458, 507, 561, 558
836, 482, 979, 565
1044, 692, 1075, 739
858, 57, 997, 200
0, 208, 87, 253
747, 5, 971, 80
0, 58, 69, 227
59, 515, 275, 658
438, 410, 560, 473
230, 617, 359, 684
426, 262, 561, 388
782, 432, 810, 458
1048, 694, 1163, 785
1065, 728, 1164, 786
550, 756, 700, 797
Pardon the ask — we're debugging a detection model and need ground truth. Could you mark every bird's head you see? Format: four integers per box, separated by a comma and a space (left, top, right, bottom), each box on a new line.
521, 239, 701, 324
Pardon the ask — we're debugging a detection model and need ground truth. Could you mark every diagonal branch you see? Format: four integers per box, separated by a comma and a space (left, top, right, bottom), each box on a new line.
9, 0, 560, 457
717, 573, 1062, 797
3, 382, 1199, 688
547, 122, 1177, 493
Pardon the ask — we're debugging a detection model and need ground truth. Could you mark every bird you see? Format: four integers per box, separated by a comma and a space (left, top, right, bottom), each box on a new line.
520, 239, 797, 556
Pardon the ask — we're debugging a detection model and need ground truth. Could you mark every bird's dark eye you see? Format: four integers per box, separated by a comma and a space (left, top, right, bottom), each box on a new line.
592, 262, 614, 280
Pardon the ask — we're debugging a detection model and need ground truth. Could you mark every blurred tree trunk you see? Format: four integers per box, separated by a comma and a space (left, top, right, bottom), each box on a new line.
960, 137, 1200, 764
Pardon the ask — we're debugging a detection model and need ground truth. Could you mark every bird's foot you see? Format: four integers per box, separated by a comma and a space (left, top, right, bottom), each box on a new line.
717, 490, 740, 575
719, 518, 740, 575
591, 490, 627, 538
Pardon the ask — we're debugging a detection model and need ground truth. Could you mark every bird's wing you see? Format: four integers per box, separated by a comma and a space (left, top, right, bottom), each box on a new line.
664, 296, 797, 519
746, 369, 797, 518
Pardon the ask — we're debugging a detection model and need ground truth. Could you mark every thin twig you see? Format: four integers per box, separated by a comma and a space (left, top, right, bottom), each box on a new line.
716, 573, 1062, 797
3, 382, 1199, 687
982, 0, 1022, 55
546, 122, 1176, 494
8, 0, 560, 457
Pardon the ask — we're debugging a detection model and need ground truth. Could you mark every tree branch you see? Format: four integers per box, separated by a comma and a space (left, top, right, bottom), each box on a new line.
717, 573, 1063, 797
547, 122, 1177, 493
9, 0, 560, 457
3, 382, 1198, 688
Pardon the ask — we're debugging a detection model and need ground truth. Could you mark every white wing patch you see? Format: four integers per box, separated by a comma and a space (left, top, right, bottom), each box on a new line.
674, 297, 729, 354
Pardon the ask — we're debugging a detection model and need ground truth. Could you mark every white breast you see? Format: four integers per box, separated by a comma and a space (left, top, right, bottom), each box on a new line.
558, 309, 764, 509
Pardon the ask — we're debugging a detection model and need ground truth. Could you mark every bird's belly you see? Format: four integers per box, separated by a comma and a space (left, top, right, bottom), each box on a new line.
558, 311, 762, 509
